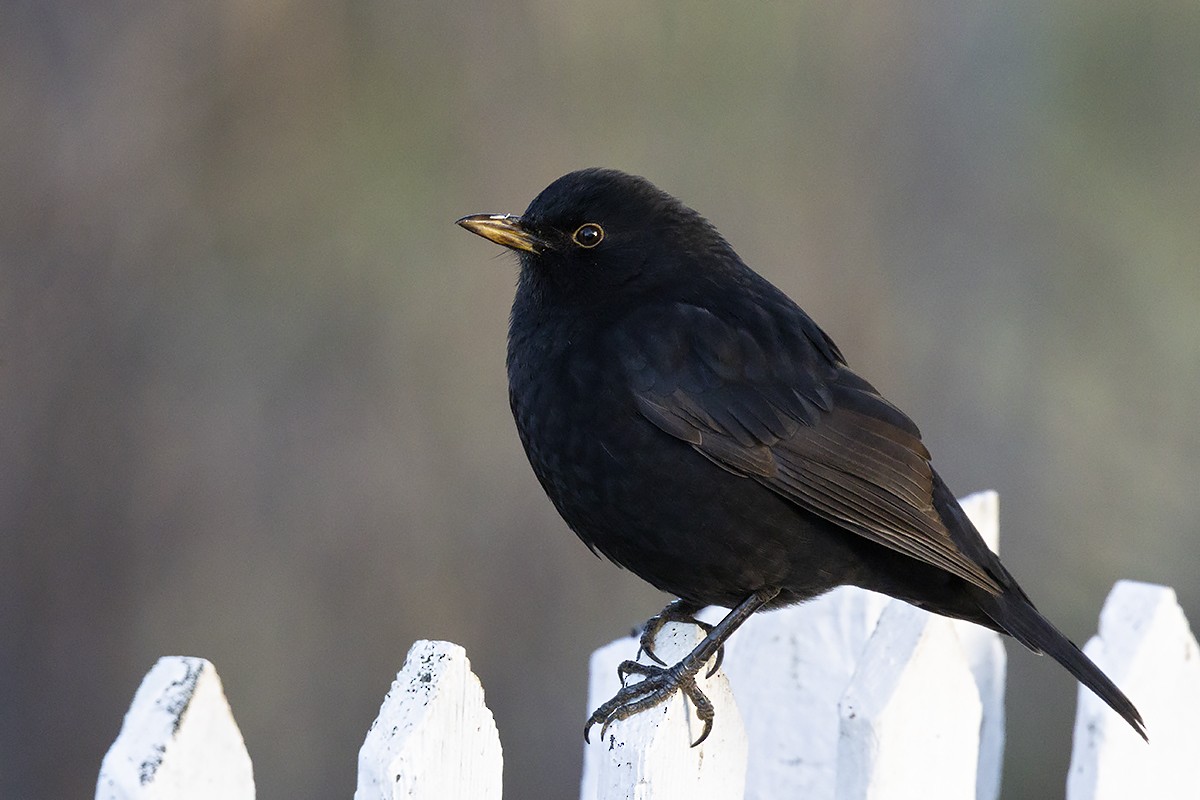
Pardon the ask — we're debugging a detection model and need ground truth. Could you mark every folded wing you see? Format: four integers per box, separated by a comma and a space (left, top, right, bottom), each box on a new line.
615, 301, 1003, 595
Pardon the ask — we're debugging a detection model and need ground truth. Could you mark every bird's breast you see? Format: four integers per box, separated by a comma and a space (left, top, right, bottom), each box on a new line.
504, 309, 841, 605
507, 317, 632, 487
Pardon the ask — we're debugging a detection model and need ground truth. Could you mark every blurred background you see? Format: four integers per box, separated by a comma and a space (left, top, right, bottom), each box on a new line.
2, 0, 1197, 797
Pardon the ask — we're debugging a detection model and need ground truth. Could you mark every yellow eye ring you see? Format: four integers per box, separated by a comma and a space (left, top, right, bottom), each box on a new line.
572, 223, 605, 248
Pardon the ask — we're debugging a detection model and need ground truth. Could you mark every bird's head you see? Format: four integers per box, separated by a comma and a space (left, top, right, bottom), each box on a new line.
457, 168, 739, 305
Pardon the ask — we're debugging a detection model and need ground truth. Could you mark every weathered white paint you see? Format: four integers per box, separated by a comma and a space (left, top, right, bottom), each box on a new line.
954, 490, 1006, 800
1067, 581, 1200, 800
724, 587, 892, 800
95, 656, 254, 800
580, 621, 747, 800
355, 640, 501, 800
836, 601, 982, 800
724, 490, 1002, 800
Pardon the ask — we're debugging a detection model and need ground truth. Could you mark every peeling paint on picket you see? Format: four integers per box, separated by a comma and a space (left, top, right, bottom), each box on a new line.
355, 640, 502, 800
96, 656, 254, 799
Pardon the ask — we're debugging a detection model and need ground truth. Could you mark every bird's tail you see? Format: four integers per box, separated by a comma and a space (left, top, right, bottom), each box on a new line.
982, 592, 1147, 741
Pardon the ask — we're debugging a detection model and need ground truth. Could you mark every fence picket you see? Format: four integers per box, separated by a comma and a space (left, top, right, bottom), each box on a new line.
580, 622, 748, 800
837, 602, 982, 800
355, 640, 502, 800
709, 489, 1003, 800
1067, 581, 1200, 799
95, 656, 253, 800
953, 491, 1005, 800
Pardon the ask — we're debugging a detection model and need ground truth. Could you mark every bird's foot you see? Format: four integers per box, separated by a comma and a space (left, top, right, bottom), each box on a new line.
584, 590, 779, 747
584, 659, 715, 747
638, 600, 724, 676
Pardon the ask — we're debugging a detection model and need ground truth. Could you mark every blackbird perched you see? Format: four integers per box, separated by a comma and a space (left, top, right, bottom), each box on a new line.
457, 168, 1145, 745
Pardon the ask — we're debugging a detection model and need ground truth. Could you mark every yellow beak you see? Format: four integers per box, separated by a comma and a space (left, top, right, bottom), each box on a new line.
456, 214, 545, 254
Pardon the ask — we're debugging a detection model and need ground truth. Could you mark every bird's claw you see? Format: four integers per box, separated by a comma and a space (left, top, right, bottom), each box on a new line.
584, 660, 715, 747
637, 602, 725, 677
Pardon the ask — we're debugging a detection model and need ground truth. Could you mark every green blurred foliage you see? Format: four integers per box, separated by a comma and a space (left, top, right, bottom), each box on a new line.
2, 1, 1197, 797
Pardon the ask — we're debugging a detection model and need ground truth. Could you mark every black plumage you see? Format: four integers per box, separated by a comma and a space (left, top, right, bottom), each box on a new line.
457, 168, 1145, 745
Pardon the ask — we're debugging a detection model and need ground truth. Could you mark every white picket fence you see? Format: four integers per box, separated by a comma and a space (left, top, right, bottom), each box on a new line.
95, 493, 1200, 799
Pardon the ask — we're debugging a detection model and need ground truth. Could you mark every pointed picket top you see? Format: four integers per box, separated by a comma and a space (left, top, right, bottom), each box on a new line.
721, 586, 891, 800
581, 622, 747, 800
96, 656, 254, 800
954, 490, 1006, 800
836, 601, 982, 800
1067, 581, 1199, 800
356, 640, 501, 800
724, 490, 1002, 800
960, 490, 999, 553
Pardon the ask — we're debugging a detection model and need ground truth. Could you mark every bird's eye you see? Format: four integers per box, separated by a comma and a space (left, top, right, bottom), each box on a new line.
572, 223, 605, 248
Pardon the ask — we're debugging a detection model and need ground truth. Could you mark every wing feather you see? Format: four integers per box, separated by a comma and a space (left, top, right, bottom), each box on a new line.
617, 302, 1003, 596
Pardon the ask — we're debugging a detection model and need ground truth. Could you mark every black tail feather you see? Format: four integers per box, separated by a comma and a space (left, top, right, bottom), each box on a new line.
983, 593, 1147, 741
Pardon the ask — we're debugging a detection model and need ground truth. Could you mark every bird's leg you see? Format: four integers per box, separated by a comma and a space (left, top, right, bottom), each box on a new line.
637, 599, 717, 670
585, 587, 780, 747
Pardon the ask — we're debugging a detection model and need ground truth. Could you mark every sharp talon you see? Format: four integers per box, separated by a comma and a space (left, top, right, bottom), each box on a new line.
617, 659, 653, 686
639, 600, 714, 668
705, 644, 725, 678
679, 681, 713, 746
680, 675, 715, 745
599, 716, 614, 742
691, 717, 713, 747
584, 696, 619, 744
642, 645, 667, 667
639, 620, 668, 667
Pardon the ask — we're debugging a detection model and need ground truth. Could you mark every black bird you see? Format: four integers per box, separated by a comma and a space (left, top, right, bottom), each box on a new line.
457, 168, 1145, 745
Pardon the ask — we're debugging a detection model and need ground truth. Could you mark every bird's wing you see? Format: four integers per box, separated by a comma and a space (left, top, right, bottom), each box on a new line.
614, 302, 1003, 595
